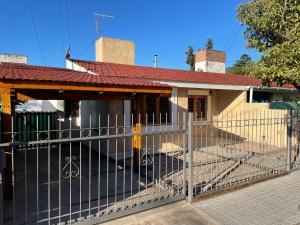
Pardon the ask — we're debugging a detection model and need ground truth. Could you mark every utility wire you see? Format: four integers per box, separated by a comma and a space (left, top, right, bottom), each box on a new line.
59, 0, 65, 53
65, 0, 71, 47
222, 23, 242, 50
74, 35, 98, 58
225, 25, 243, 51
26, 0, 46, 65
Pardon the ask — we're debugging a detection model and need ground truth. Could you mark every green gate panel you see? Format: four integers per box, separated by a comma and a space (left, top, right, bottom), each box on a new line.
15, 112, 57, 142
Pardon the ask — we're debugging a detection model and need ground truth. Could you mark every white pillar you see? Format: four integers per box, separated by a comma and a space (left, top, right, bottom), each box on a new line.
171, 88, 178, 123
249, 87, 254, 103
207, 95, 212, 121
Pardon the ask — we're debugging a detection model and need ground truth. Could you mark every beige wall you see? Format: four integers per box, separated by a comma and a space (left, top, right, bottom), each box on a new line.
173, 88, 290, 149
96, 37, 135, 65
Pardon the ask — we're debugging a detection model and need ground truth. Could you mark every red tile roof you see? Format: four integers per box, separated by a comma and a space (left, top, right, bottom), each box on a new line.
71, 59, 295, 89
0, 62, 170, 89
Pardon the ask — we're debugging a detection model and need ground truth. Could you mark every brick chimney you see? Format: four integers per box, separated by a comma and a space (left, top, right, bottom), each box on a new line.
95, 37, 135, 65
195, 49, 225, 73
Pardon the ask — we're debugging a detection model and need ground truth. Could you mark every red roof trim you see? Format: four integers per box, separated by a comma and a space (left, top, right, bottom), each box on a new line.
0, 62, 171, 89
70, 59, 295, 89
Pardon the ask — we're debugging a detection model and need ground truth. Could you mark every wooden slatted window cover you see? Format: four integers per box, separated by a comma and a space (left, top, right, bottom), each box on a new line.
146, 95, 156, 123
196, 97, 206, 119
65, 100, 79, 118
160, 96, 170, 123
188, 98, 194, 113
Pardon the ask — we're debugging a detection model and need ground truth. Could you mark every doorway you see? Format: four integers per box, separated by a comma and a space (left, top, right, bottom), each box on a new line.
188, 95, 207, 120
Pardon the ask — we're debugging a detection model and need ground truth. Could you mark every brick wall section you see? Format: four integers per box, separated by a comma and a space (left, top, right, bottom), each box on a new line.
195, 50, 226, 63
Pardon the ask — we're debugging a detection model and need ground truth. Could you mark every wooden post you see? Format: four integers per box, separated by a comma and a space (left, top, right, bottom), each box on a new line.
1, 88, 13, 197
133, 122, 142, 172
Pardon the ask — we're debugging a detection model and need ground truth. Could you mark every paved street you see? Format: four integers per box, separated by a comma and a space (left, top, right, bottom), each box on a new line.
195, 170, 300, 225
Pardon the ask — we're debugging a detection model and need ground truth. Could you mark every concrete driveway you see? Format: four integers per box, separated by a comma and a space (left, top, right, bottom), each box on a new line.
101, 201, 220, 225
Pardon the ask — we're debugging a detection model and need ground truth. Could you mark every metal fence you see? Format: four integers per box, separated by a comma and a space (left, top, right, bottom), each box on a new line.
189, 110, 292, 198
0, 113, 186, 225
291, 110, 300, 170
1, 110, 300, 224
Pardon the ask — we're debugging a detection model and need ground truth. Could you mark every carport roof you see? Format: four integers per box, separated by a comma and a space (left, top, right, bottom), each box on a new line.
0, 62, 171, 89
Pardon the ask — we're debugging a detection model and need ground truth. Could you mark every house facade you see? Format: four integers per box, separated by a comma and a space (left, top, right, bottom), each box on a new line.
61, 37, 298, 157
65, 37, 299, 124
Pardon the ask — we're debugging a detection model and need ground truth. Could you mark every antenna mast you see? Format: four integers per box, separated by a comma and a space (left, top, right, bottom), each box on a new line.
94, 13, 114, 36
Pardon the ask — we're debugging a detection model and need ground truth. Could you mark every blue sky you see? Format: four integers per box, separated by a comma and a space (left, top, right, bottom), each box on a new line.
0, 0, 259, 70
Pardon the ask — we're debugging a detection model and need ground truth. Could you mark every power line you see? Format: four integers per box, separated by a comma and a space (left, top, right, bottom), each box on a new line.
222, 23, 242, 50
59, 0, 65, 53
65, 0, 71, 47
26, 0, 46, 65
74, 35, 98, 58
225, 25, 243, 51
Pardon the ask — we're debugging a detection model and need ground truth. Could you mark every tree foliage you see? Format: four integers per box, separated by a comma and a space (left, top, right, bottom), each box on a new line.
205, 38, 214, 50
227, 54, 253, 75
237, 0, 300, 87
185, 46, 195, 71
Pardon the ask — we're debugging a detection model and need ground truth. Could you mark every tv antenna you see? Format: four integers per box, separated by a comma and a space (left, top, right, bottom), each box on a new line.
94, 13, 114, 35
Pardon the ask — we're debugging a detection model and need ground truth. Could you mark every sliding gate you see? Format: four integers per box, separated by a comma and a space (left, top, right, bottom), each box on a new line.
189, 110, 292, 198
1, 110, 299, 224
0, 114, 186, 225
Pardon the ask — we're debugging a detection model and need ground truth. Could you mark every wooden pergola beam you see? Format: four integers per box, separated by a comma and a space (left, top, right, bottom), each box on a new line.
0, 81, 171, 94
16, 90, 134, 101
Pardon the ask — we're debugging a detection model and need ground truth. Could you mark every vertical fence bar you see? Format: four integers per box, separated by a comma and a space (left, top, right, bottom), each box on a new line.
0, 170, 3, 225
11, 116, 16, 225
69, 117, 72, 223
88, 114, 92, 219
24, 116, 28, 224
36, 115, 40, 224
114, 114, 118, 209
287, 109, 292, 172
130, 114, 133, 198
98, 114, 101, 215
122, 113, 126, 210
152, 113, 155, 200
58, 116, 62, 224
158, 113, 162, 199
187, 113, 193, 203
106, 114, 110, 210
182, 112, 187, 196
79, 116, 82, 220
47, 115, 51, 225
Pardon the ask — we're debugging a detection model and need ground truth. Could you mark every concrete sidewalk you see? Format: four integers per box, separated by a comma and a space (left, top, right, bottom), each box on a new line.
101, 201, 220, 225
102, 171, 300, 225
195, 170, 300, 225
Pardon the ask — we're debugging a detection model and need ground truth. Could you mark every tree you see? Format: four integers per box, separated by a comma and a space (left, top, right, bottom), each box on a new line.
227, 54, 253, 75
185, 46, 195, 71
205, 38, 214, 50
237, 0, 300, 87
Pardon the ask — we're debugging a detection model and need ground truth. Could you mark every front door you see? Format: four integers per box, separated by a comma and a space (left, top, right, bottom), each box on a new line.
188, 95, 207, 120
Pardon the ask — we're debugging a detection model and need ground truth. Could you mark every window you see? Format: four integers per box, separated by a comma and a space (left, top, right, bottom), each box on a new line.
144, 95, 170, 124
65, 100, 79, 118
160, 96, 170, 123
146, 95, 156, 123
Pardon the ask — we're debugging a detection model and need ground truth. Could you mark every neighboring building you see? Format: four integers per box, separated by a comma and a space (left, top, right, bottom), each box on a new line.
0, 53, 28, 64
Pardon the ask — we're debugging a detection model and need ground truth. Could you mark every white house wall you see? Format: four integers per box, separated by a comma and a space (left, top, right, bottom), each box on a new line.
195, 61, 226, 73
